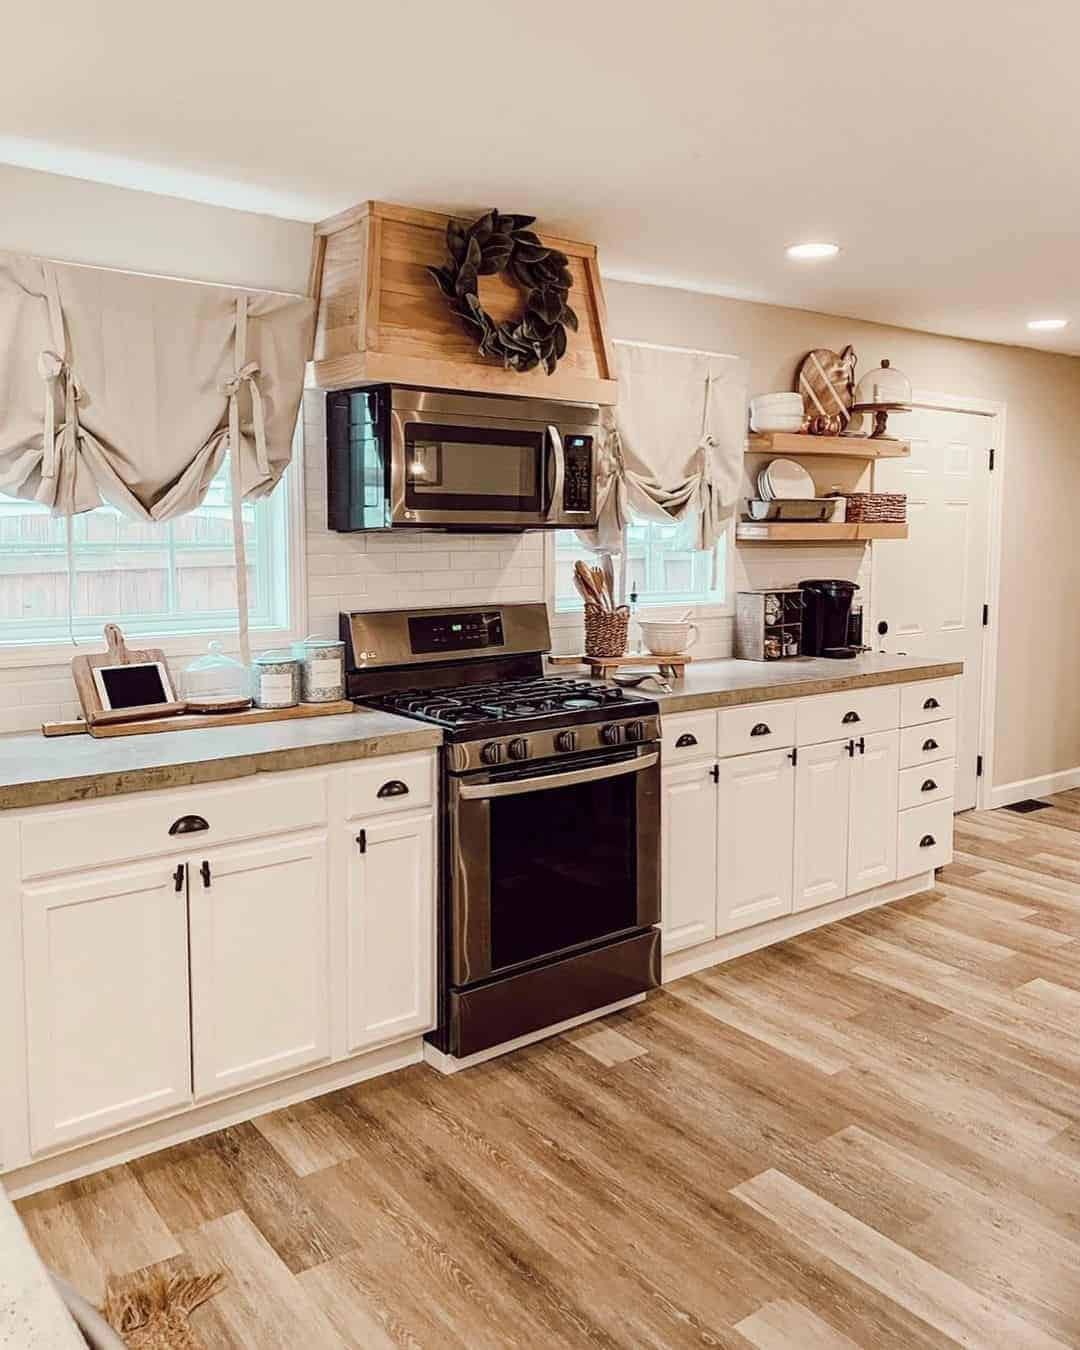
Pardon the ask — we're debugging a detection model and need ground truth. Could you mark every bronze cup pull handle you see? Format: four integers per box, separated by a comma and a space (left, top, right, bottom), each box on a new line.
922, 738, 939, 752
919, 834, 936, 848
842, 710, 861, 724
750, 722, 771, 737
377, 779, 409, 798
921, 778, 938, 792
675, 733, 698, 748
923, 696, 941, 710
169, 814, 209, 835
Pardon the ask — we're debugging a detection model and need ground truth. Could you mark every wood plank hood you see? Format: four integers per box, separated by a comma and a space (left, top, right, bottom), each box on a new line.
308, 201, 617, 405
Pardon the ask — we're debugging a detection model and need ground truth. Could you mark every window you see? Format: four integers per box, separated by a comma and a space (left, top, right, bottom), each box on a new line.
0, 460, 290, 646
553, 514, 728, 612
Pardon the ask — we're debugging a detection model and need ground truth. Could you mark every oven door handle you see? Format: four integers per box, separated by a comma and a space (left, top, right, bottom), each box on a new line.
546, 425, 565, 519
458, 751, 658, 800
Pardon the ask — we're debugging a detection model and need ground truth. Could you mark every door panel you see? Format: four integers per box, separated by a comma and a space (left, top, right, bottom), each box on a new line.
874, 405, 992, 809
661, 762, 718, 952
847, 731, 900, 893
793, 741, 850, 912
716, 749, 795, 934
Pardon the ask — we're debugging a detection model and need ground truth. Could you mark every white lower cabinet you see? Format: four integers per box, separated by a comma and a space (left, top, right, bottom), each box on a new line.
22, 861, 192, 1154
189, 835, 331, 1100
344, 811, 436, 1053
846, 731, 900, 894
793, 740, 851, 913
716, 748, 795, 933
661, 760, 719, 953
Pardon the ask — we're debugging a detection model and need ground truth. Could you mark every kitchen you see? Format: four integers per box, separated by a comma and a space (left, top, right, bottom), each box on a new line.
3, 5, 1080, 1347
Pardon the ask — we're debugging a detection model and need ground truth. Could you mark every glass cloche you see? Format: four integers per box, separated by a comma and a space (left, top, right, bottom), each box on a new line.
180, 640, 252, 711
851, 358, 912, 439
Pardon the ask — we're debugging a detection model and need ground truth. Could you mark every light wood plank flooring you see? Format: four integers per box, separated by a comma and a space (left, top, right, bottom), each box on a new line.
18, 791, 1080, 1348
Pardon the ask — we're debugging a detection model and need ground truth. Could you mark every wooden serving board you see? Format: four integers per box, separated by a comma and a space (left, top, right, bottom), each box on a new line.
549, 653, 693, 682
43, 700, 357, 739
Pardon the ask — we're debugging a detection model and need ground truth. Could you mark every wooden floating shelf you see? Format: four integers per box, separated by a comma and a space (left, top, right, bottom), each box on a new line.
736, 522, 909, 543
747, 432, 910, 459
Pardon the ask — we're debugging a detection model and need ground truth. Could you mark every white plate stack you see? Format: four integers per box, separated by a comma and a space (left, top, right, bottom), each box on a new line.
756, 457, 816, 501
750, 392, 804, 434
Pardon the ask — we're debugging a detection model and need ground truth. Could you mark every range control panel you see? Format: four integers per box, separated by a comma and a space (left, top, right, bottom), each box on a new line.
408, 610, 505, 654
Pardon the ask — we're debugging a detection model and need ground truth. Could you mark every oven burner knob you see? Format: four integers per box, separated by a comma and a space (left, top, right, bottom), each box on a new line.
624, 720, 646, 743
507, 737, 530, 761
480, 741, 504, 766
554, 730, 577, 753
601, 724, 624, 746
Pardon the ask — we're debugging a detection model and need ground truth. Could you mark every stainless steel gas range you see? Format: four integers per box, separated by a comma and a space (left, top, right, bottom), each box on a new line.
341, 603, 661, 1064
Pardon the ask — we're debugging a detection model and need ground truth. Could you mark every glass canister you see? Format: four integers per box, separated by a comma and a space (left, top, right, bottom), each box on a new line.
251, 649, 301, 709
293, 636, 346, 703
180, 640, 251, 710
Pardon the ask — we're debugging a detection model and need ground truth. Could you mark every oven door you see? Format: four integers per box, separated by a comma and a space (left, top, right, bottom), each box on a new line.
446, 746, 661, 987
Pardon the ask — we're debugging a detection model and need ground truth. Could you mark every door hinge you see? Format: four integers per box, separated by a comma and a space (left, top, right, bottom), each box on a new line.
976, 754, 984, 778
988, 447, 995, 471
982, 603, 990, 626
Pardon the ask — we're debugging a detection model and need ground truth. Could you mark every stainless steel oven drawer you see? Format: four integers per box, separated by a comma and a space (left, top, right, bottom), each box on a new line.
447, 929, 661, 1058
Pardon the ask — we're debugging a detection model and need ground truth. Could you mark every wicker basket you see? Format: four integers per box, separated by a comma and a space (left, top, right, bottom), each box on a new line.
584, 604, 630, 658
840, 491, 907, 523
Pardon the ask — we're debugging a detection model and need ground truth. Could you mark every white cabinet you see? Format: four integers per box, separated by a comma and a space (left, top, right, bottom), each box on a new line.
793, 740, 851, 913
716, 748, 795, 933
344, 811, 436, 1052
22, 861, 192, 1154
189, 836, 331, 1100
847, 731, 899, 893
661, 760, 718, 953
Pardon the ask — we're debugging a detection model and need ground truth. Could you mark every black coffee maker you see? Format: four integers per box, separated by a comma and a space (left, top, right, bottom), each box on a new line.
799, 579, 860, 659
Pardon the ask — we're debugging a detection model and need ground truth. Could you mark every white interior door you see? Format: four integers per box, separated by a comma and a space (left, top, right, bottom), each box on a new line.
872, 404, 993, 810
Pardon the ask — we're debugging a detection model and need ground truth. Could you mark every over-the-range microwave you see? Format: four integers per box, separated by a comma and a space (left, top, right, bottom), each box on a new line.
325, 385, 601, 532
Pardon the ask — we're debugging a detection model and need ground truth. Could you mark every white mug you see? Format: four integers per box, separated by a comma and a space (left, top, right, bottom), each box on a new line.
638, 620, 699, 656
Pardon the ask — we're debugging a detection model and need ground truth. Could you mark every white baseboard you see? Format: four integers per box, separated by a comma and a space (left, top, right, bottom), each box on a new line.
422, 994, 647, 1074
2, 1038, 423, 1199
662, 871, 935, 983
988, 766, 1080, 810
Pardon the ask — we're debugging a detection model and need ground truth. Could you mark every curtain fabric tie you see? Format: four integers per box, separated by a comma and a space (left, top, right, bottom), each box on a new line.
38, 339, 83, 645
220, 361, 271, 481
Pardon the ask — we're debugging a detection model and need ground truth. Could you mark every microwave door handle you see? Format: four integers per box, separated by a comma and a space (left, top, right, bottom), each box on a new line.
458, 750, 658, 800
546, 425, 565, 519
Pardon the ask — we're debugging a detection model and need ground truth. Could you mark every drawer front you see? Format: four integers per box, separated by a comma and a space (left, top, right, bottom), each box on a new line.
20, 771, 328, 880
898, 798, 954, 877
796, 685, 900, 747
346, 752, 435, 820
901, 678, 957, 727
899, 719, 956, 770
899, 760, 955, 810
661, 711, 718, 762
717, 701, 796, 757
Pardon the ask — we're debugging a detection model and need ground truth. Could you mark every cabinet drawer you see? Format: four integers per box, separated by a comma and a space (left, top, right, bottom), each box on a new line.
898, 798, 954, 877
899, 719, 956, 770
20, 771, 328, 880
796, 685, 900, 746
346, 752, 434, 820
661, 711, 717, 762
899, 760, 954, 810
717, 701, 796, 757
901, 678, 957, 727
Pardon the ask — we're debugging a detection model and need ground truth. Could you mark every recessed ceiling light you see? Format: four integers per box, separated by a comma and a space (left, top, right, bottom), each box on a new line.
1027, 318, 1069, 331
786, 242, 840, 260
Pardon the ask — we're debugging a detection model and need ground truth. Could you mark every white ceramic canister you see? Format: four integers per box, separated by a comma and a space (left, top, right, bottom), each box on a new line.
252, 649, 302, 709
294, 636, 346, 703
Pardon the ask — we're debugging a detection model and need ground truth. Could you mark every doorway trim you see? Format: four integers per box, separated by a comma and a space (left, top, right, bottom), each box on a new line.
883, 390, 1006, 812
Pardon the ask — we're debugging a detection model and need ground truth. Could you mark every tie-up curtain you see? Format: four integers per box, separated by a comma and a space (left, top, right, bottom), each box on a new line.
585, 341, 748, 588
0, 250, 313, 661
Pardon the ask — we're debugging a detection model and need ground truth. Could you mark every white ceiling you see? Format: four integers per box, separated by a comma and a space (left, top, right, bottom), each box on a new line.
3, 1, 1078, 354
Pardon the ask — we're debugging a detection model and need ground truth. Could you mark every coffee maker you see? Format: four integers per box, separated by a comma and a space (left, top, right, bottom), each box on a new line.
799, 579, 860, 659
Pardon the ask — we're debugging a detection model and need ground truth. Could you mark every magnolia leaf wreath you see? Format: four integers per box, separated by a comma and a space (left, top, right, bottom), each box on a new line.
427, 209, 578, 375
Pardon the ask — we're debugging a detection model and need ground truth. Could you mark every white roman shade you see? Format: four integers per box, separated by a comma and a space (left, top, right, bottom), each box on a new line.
587, 341, 749, 579
0, 250, 314, 658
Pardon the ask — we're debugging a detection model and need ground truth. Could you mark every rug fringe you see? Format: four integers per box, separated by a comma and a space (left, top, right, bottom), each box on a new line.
102, 1271, 224, 1334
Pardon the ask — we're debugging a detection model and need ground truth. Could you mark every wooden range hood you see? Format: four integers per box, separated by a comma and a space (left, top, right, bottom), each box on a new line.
308, 201, 617, 405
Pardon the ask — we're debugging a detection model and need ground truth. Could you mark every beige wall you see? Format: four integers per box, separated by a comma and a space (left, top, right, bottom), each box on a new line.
605, 280, 1080, 791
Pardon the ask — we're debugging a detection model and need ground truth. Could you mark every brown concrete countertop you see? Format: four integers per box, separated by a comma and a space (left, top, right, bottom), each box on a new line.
0, 711, 442, 811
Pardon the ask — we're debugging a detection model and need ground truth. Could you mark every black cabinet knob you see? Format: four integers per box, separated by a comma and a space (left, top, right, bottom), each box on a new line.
877, 620, 889, 636
376, 778, 409, 798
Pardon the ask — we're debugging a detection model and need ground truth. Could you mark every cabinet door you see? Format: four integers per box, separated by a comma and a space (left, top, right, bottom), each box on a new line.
793, 741, 851, 913
189, 836, 330, 1100
847, 730, 900, 894
345, 812, 436, 1053
716, 749, 795, 934
22, 862, 191, 1153
661, 761, 718, 953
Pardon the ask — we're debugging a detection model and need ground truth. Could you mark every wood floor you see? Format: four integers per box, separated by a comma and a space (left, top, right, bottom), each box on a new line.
18, 791, 1080, 1349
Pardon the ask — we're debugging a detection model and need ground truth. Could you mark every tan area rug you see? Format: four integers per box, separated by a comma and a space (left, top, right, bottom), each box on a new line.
101, 1272, 224, 1349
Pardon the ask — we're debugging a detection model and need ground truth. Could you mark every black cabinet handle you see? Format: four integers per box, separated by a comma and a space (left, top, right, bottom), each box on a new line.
842, 710, 861, 724
675, 733, 698, 748
199, 860, 212, 887
922, 738, 939, 752
919, 834, 936, 848
356, 829, 367, 853
710, 764, 720, 784
377, 779, 409, 798
846, 739, 856, 757
856, 737, 866, 754
921, 778, 938, 792
750, 722, 771, 737
169, 814, 209, 836
923, 696, 940, 710
173, 863, 185, 893
787, 747, 798, 766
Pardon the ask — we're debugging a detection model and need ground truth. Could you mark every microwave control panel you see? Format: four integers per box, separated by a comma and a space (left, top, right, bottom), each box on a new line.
408, 611, 505, 654
563, 436, 593, 513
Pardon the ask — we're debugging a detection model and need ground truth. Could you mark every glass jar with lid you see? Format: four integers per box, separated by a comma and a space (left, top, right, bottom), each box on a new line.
180, 641, 252, 712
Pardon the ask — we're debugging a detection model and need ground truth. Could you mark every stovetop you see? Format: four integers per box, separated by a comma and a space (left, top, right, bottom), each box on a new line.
374, 675, 631, 731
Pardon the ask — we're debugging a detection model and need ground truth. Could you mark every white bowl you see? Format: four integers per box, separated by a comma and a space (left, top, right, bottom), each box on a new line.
751, 392, 803, 410
751, 413, 805, 433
